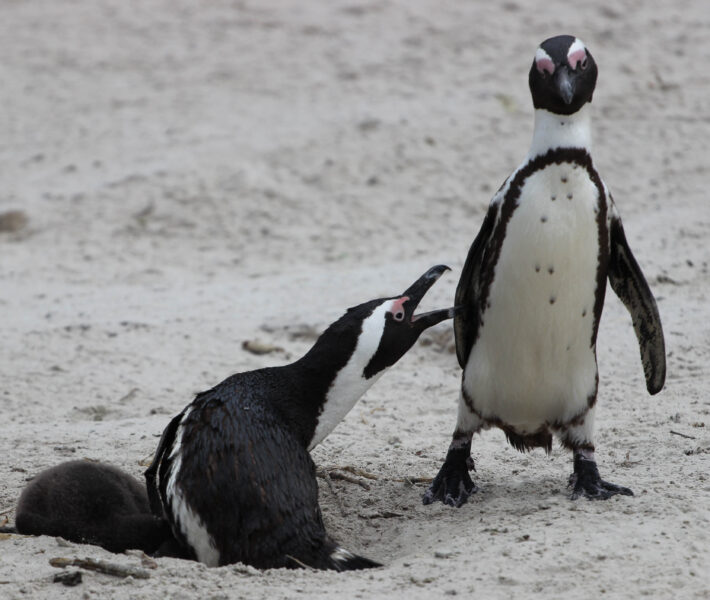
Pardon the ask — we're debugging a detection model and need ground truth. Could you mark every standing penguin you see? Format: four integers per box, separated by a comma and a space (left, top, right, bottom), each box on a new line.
423, 36, 665, 508
146, 265, 454, 569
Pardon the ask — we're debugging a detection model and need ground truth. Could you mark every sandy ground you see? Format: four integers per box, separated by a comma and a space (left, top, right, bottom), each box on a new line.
1, 0, 709, 598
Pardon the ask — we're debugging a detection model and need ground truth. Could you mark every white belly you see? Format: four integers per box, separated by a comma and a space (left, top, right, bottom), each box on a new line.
465, 163, 601, 429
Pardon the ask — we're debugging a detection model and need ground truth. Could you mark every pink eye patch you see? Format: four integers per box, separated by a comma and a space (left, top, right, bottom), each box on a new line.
568, 49, 586, 69
390, 296, 409, 316
536, 57, 555, 75
535, 48, 555, 76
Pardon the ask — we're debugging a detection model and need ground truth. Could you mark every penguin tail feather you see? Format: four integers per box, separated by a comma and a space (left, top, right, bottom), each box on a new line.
285, 540, 381, 571
327, 545, 381, 571
0, 526, 17, 534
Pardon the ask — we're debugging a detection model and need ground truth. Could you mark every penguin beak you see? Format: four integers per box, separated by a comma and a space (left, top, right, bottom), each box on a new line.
401, 264, 455, 330
555, 67, 575, 105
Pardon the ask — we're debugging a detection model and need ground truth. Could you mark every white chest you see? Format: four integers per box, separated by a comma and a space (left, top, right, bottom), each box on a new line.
308, 302, 391, 450
464, 162, 603, 428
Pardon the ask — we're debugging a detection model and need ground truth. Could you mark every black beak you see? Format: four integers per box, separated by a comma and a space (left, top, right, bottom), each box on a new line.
401, 264, 455, 330
555, 67, 575, 105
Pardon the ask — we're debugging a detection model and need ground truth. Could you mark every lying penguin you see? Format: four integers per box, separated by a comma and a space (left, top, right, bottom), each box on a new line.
423, 36, 666, 508
2, 266, 453, 562
145, 264, 454, 570
0, 460, 181, 555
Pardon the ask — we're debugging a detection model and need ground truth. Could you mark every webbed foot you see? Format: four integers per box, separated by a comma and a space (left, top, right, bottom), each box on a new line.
422, 446, 477, 507
569, 454, 633, 500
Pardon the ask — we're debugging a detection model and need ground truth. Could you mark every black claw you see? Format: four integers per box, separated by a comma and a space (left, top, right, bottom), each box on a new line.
569, 455, 634, 501
422, 444, 477, 508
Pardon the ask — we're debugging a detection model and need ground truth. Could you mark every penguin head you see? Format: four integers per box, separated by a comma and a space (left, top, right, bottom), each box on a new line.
358, 264, 454, 379
302, 264, 454, 384
302, 264, 454, 450
528, 35, 597, 115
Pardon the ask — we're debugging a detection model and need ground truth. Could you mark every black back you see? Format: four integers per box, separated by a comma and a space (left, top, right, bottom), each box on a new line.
157, 372, 359, 568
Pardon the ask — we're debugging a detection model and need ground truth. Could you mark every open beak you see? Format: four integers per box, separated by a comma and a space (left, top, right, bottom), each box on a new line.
401, 264, 456, 330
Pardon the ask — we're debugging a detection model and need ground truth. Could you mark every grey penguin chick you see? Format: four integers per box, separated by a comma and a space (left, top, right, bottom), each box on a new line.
423, 35, 666, 508
146, 265, 455, 569
1, 460, 180, 554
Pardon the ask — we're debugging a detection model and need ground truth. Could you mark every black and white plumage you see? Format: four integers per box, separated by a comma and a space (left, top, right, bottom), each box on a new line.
1, 460, 179, 554
146, 265, 454, 569
423, 35, 666, 508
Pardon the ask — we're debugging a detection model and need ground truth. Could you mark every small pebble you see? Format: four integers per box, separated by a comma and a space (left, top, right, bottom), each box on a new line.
0, 210, 28, 233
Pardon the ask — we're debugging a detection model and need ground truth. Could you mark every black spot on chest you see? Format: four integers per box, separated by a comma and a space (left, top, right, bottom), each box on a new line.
479, 148, 609, 343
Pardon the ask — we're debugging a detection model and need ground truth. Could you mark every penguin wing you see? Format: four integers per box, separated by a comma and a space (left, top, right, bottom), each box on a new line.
607, 214, 666, 394
144, 409, 186, 516
454, 201, 499, 368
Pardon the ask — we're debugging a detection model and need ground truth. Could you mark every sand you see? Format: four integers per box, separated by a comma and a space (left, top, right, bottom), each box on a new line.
1, 0, 709, 598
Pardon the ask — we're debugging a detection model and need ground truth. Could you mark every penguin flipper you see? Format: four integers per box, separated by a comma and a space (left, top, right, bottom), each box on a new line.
145, 409, 185, 516
607, 215, 666, 394
454, 201, 499, 368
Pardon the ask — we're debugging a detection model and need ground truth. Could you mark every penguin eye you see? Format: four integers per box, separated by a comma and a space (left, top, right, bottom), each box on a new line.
580, 56, 589, 70
389, 296, 408, 322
